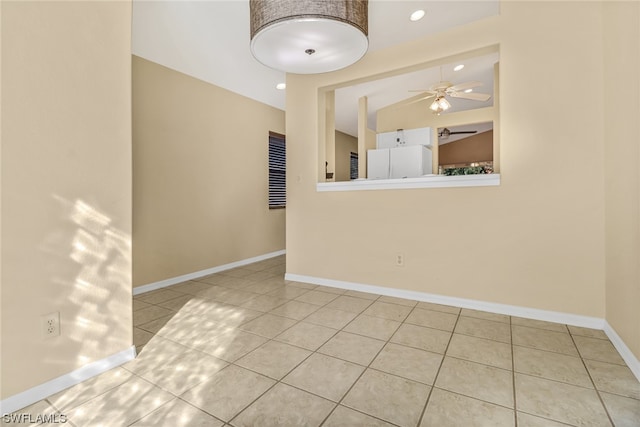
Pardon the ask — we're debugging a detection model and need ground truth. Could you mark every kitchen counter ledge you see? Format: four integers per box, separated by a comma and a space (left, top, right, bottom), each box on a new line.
317, 173, 500, 192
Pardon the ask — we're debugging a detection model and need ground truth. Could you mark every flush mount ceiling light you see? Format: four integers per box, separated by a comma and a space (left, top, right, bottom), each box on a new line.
250, 0, 369, 74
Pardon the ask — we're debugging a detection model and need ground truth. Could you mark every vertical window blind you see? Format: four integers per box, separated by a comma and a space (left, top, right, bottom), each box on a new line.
350, 152, 359, 180
268, 132, 286, 208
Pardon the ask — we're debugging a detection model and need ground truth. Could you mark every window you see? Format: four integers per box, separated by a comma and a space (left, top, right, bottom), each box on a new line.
268, 132, 286, 208
350, 152, 358, 180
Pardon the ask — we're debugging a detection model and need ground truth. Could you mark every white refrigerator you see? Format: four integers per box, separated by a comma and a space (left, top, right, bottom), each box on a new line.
367, 148, 390, 179
367, 145, 432, 179
390, 145, 432, 178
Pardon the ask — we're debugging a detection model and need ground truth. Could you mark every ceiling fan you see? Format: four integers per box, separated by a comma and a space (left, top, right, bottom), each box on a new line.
409, 68, 492, 114
438, 128, 477, 139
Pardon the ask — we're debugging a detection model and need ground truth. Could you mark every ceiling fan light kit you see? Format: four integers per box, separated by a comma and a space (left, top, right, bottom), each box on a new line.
429, 95, 451, 114
249, 0, 369, 74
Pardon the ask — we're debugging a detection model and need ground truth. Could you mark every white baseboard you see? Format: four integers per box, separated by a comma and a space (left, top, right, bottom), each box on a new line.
0, 346, 136, 415
286, 273, 604, 329
604, 321, 640, 382
134, 250, 286, 296
1, 250, 286, 413
286, 273, 640, 382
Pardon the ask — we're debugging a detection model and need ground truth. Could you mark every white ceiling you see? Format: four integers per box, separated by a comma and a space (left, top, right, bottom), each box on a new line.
132, 0, 500, 135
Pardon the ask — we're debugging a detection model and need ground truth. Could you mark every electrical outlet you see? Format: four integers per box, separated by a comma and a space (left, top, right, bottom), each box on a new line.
395, 253, 405, 267
42, 312, 60, 338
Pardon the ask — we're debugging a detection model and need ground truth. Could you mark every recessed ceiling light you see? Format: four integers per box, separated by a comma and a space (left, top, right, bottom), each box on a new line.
410, 10, 425, 22
276, 83, 286, 90
454, 64, 465, 71
464, 88, 473, 93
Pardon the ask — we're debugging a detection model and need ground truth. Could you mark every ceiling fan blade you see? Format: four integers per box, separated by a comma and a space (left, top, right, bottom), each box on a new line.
405, 93, 436, 105
391, 93, 436, 110
449, 91, 492, 101
408, 89, 436, 94
448, 81, 482, 92
439, 129, 478, 138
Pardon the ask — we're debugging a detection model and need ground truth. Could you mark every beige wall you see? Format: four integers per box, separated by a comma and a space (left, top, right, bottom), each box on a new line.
603, 2, 640, 358
1, 1, 132, 399
133, 56, 285, 287
335, 131, 358, 182
439, 130, 493, 166
287, 1, 609, 326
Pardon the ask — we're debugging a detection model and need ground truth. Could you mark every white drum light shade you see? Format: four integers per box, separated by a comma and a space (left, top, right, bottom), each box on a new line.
250, 0, 369, 74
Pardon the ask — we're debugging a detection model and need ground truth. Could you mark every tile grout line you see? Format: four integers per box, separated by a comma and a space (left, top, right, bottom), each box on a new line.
109, 369, 187, 427
141, 286, 530, 424
514, 371, 620, 393
138, 282, 592, 356
167, 279, 302, 425
237, 297, 429, 426
318, 297, 413, 427
127, 263, 633, 426
495, 324, 604, 359
313, 295, 385, 426
415, 306, 462, 427
64, 271, 625, 426
46, 363, 184, 425
225, 292, 380, 426
138, 282, 611, 380
136, 285, 354, 355
135, 279, 316, 337
150, 395, 227, 427
142, 265, 288, 425
568, 331, 616, 426
55, 265, 288, 425
515, 411, 576, 427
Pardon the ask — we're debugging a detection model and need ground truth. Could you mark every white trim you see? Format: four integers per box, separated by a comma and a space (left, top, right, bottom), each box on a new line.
133, 250, 286, 296
285, 275, 640, 382
604, 321, 640, 382
285, 273, 605, 330
317, 174, 500, 192
0, 346, 136, 415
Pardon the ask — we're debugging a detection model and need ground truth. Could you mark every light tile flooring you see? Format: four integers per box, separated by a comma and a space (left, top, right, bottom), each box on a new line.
8, 255, 640, 426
